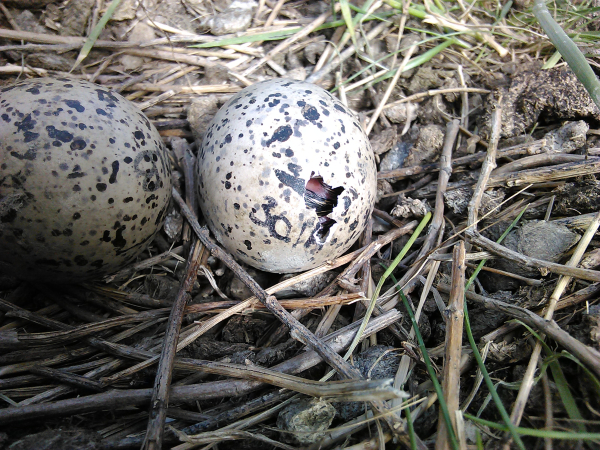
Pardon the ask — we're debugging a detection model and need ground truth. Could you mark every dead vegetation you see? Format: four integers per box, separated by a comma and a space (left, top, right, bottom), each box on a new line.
1, 0, 600, 449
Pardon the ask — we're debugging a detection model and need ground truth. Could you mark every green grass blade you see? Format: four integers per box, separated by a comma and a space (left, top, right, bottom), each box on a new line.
542, 50, 563, 69
463, 303, 527, 450
365, 38, 459, 86
466, 204, 529, 290
384, 0, 444, 18
347, 2, 389, 21
320, 213, 431, 384
476, 379, 522, 417
557, 352, 600, 398
465, 414, 600, 440
547, 358, 586, 433
476, 429, 484, 449
71, 0, 122, 72
331, 31, 467, 92
403, 39, 457, 70
190, 20, 349, 49
462, 206, 530, 450
339, 0, 358, 49
398, 289, 460, 450
512, 320, 587, 433
533, 0, 600, 108
405, 403, 418, 450
497, 1, 513, 22
191, 28, 303, 48
341, 212, 431, 362
433, 0, 446, 13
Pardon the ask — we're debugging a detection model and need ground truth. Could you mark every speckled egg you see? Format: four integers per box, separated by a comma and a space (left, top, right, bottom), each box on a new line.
0, 77, 172, 283
196, 78, 376, 273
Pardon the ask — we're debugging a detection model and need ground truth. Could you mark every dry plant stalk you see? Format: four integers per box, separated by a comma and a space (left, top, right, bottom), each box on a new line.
488, 158, 600, 187
435, 282, 600, 344
28, 365, 104, 393
242, 7, 336, 76
491, 153, 587, 176
307, 21, 389, 84
469, 233, 600, 282
377, 137, 547, 181
143, 240, 205, 450
441, 284, 600, 379
435, 241, 465, 450
103, 340, 405, 400
468, 98, 501, 229
364, 4, 414, 136
0, 310, 401, 424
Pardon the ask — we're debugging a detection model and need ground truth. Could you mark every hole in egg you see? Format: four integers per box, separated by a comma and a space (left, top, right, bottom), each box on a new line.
304, 172, 344, 244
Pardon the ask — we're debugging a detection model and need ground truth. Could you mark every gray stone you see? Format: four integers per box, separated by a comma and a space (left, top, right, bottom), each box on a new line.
304, 41, 326, 65
379, 141, 411, 172
15, 10, 47, 34
485, 220, 581, 291
59, 0, 95, 36
334, 346, 401, 420
277, 398, 335, 445
226, 267, 271, 300
275, 272, 335, 299
202, 0, 256, 35
187, 96, 220, 142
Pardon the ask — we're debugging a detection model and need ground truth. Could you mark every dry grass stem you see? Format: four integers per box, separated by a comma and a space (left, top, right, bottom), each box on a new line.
364, 3, 412, 136
468, 233, 600, 282
468, 98, 501, 229
396, 119, 460, 292
435, 241, 465, 450
488, 158, 600, 187
0, 311, 401, 424
144, 240, 205, 450
242, 7, 336, 77
464, 261, 543, 286
307, 21, 388, 83
449, 284, 600, 380
436, 282, 600, 344
377, 136, 549, 180
381, 87, 491, 110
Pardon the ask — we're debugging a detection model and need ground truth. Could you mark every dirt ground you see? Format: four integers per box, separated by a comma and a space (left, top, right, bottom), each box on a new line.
0, 0, 600, 449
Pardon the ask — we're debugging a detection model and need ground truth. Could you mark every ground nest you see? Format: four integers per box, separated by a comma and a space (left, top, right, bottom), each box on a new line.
1, 0, 600, 449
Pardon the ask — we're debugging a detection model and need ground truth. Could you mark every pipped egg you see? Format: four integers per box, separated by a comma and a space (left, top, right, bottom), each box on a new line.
195, 78, 376, 273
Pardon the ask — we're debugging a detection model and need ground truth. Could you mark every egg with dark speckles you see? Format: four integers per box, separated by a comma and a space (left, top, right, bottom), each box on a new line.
0, 77, 173, 283
195, 79, 376, 273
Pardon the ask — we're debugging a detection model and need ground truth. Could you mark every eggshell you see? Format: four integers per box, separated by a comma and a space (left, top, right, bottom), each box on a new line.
196, 78, 376, 272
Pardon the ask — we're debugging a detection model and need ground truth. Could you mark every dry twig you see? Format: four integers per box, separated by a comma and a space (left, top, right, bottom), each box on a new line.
435, 241, 465, 450
143, 240, 204, 450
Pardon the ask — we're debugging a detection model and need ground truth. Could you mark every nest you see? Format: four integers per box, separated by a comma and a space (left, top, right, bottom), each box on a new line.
1, 0, 600, 449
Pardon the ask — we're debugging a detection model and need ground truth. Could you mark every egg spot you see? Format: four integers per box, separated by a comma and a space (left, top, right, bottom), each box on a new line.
301, 105, 320, 121
263, 125, 292, 147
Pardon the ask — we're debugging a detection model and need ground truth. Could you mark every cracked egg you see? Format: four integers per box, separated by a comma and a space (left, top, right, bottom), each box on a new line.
195, 78, 376, 273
